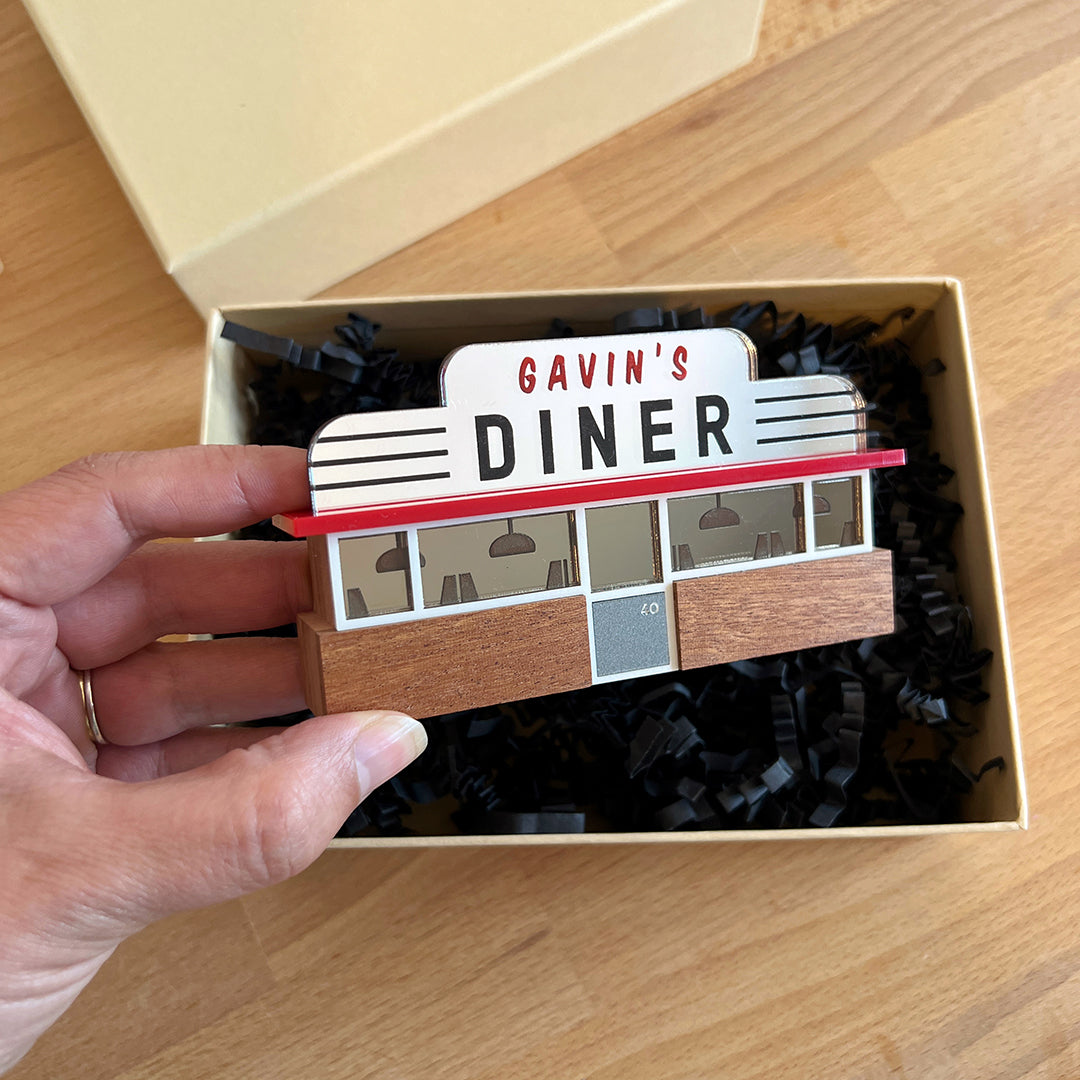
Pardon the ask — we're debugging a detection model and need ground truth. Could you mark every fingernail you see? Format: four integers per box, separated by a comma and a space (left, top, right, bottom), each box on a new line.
352, 712, 427, 794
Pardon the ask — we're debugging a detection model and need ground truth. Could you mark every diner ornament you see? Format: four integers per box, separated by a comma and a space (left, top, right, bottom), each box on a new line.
271, 328, 904, 718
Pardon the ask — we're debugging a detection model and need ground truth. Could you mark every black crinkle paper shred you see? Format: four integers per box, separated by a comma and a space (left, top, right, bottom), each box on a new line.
227, 301, 1000, 834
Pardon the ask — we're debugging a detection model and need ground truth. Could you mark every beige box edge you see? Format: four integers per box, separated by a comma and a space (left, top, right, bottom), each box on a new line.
328, 820, 1022, 850
201, 278, 1026, 844
942, 278, 1027, 830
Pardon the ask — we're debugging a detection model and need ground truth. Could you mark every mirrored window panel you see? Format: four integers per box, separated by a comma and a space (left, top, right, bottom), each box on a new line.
419, 511, 579, 609
585, 501, 661, 591
338, 532, 414, 619
667, 484, 805, 570
812, 477, 862, 549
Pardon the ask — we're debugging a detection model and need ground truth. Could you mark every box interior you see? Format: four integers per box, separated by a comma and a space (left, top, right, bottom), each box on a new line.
203, 280, 1025, 841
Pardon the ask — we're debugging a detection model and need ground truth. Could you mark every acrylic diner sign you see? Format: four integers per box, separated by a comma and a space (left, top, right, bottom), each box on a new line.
278, 328, 879, 536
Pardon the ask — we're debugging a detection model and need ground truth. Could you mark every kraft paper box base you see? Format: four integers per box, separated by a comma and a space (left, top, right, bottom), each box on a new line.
201, 280, 1026, 847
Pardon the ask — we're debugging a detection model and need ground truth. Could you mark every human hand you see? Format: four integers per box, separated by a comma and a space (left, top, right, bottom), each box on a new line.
0, 446, 427, 1071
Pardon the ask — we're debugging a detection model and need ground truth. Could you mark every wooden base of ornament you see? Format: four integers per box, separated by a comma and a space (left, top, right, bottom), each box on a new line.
298, 548, 894, 720
673, 548, 896, 669
298, 595, 592, 719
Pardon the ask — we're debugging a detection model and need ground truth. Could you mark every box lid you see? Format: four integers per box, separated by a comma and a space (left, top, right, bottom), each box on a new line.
24, 0, 763, 314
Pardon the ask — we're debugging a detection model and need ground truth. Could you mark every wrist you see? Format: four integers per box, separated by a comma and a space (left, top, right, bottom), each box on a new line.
0, 945, 116, 1074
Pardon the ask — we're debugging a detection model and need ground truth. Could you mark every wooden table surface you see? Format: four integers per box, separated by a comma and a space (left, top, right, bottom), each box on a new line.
3, 0, 1079, 1076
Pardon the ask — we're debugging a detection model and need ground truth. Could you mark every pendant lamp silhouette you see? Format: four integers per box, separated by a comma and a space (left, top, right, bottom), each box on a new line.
698, 495, 740, 530
489, 518, 536, 557
375, 534, 424, 572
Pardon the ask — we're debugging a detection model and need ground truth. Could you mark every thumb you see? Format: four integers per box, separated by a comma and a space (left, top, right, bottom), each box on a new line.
96, 711, 427, 923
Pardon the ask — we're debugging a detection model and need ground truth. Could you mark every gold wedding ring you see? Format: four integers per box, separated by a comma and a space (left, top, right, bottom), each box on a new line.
78, 669, 107, 745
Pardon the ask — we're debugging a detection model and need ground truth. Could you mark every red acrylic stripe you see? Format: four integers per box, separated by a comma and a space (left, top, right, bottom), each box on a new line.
274, 449, 906, 537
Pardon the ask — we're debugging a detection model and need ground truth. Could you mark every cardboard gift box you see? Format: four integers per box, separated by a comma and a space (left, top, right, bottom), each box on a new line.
23, 0, 763, 315
201, 279, 1026, 846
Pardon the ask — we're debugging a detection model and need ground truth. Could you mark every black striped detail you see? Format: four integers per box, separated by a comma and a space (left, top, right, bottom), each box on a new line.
757, 429, 859, 446
312, 449, 449, 467
317, 426, 447, 442
313, 472, 451, 492
756, 408, 868, 425
753, 390, 853, 405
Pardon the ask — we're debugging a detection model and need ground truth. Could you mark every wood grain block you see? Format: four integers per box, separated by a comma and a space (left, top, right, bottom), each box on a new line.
306, 535, 336, 622
297, 594, 590, 718
673, 548, 895, 669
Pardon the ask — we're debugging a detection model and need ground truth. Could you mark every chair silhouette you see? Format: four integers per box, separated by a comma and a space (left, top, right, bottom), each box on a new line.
753, 532, 786, 560
440, 573, 479, 605
346, 587, 368, 619
458, 573, 478, 602
673, 543, 695, 571
439, 575, 458, 605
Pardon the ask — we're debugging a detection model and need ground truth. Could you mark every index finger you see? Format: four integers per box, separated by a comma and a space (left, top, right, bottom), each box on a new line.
0, 445, 310, 606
